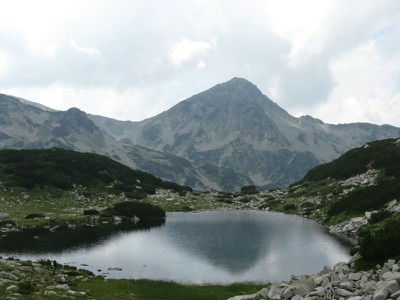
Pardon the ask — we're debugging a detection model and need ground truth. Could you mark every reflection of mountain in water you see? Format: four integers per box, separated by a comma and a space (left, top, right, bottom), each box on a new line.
164, 211, 275, 274
0, 220, 165, 254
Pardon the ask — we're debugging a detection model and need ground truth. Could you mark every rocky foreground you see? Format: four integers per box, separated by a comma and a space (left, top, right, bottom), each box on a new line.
228, 258, 400, 300
0, 257, 91, 299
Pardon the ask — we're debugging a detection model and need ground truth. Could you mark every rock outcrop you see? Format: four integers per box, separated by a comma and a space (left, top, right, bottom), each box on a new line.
0, 257, 91, 298
228, 259, 400, 300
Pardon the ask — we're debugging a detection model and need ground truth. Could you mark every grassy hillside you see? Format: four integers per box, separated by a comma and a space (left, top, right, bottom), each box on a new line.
0, 148, 192, 195
0, 148, 191, 228
298, 138, 400, 216
281, 138, 400, 262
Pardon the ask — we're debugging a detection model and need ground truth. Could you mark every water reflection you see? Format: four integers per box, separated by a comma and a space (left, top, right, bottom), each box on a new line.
0, 211, 350, 283
164, 211, 273, 273
0, 220, 165, 254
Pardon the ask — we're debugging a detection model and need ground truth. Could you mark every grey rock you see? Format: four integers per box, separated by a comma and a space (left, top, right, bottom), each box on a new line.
44, 290, 58, 296
307, 287, 326, 298
0, 271, 18, 281
380, 280, 400, 294
348, 273, 363, 281
388, 260, 396, 269
6, 285, 19, 292
0, 212, 10, 221
335, 288, 354, 297
67, 290, 87, 297
318, 266, 332, 276
381, 265, 392, 278
55, 284, 70, 290
334, 262, 351, 275
347, 297, 363, 300
339, 281, 355, 291
268, 285, 286, 300
382, 272, 400, 282
373, 288, 389, 300
17, 266, 33, 272
392, 290, 400, 298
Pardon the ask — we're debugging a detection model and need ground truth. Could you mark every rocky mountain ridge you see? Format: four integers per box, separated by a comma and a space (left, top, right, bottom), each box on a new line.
90, 77, 400, 190
2, 77, 400, 191
0, 94, 208, 190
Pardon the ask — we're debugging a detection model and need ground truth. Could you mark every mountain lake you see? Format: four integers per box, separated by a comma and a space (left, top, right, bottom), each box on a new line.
0, 210, 350, 284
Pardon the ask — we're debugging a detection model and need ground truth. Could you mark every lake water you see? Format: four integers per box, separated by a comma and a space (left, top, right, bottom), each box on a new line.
0, 210, 350, 284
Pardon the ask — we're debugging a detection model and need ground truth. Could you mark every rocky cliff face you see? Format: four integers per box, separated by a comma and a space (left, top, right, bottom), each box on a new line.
0, 94, 206, 190
90, 78, 400, 191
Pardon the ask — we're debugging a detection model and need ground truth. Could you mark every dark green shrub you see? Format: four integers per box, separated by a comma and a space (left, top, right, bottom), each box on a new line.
113, 201, 165, 220
0, 220, 16, 227
359, 217, 400, 261
83, 209, 99, 216
180, 205, 192, 211
284, 204, 296, 211
24, 213, 45, 219
328, 178, 400, 216
241, 185, 259, 194
18, 280, 35, 295
125, 191, 146, 200
217, 198, 233, 204
370, 210, 392, 224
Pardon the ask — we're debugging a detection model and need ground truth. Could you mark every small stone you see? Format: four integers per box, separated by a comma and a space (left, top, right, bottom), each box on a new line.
348, 273, 362, 281
6, 284, 19, 292
335, 288, 354, 297
339, 281, 355, 291
55, 284, 70, 290
347, 297, 363, 300
388, 260, 396, 269
67, 290, 87, 297
391, 290, 400, 298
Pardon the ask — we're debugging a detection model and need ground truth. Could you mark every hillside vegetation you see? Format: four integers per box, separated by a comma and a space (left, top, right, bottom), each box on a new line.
299, 138, 400, 216
0, 148, 191, 228
0, 148, 192, 194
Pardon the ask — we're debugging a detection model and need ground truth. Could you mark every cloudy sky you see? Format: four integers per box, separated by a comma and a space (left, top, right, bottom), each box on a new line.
1, 0, 400, 126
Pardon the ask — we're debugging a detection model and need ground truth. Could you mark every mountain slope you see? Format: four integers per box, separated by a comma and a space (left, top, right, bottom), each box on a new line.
90, 78, 400, 191
0, 94, 207, 190
0, 148, 191, 193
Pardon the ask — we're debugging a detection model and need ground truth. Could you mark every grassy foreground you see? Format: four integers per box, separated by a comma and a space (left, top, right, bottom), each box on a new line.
77, 278, 264, 300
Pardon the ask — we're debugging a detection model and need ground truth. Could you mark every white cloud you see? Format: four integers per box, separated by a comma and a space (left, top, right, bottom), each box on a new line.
70, 40, 101, 56
313, 39, 400, 126
264, 0, 336, 66
167, 38, 211, 67
197, 60, 206, 69
0, 0, 400, 128
0, 52, 11, 77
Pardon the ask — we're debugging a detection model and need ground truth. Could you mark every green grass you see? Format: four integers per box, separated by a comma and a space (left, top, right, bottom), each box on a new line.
77, 278, 265, 300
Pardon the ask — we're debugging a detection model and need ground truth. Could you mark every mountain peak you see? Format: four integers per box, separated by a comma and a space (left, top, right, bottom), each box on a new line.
210, 77, 263, 97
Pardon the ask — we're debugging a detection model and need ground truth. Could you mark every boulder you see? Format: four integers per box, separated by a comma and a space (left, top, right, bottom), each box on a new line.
55, 284, 70, 290
373, 288, 388, 300
6, 284, 19, 292
381, 272, 400, 282
339, 281, 355, 291
0, 212, 10, 221
67, 290, 87, 297
392, 290, 400, 298
44, 290, 58, 296
378, 279, 400, 294
0, 271, 19, 281
334, 262, 350, 274
348, 272, 363, 281
335, 288, 354, 297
